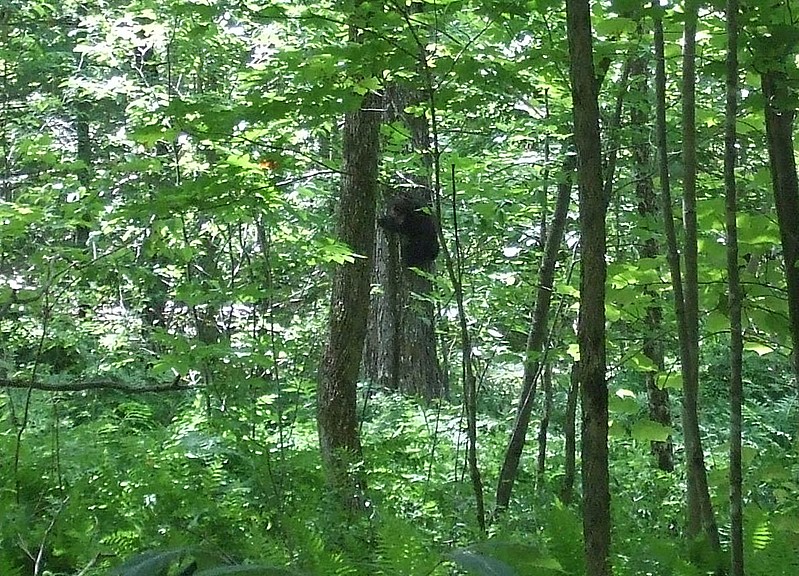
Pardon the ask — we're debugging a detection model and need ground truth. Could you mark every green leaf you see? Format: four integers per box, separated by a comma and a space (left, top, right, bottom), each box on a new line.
199, 566, 306, 575
705, 310, 729, 334
566, 343, 580, 361
609, 391, 638, 415
593, 17, 635, 37
744, 341, 774, 356
450, 541, 563, 576
657, 372, 683, 390
630, 419, 672, 442
110, 549, 189, 576
449, 549, 515, 576
629, 353, 657, 372
354, 76, 381, 95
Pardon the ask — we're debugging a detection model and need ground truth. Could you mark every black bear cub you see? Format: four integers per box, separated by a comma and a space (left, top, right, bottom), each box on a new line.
378, 196, 439, 268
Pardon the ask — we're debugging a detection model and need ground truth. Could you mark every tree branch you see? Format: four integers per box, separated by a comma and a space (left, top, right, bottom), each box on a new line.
1, 376, 194, 393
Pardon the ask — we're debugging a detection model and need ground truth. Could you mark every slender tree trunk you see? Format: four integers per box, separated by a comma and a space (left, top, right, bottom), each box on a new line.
653, 8, 689, 439
434, 164, 485, 530
73, 3, 91, 248
724, 1, 743, 574
681, 2, 702, 536
317, 83, 380, 506
559, 363, 579, 505
448, 169, 485, 531
74, 100, 92, 248
566, 1, 609, 574
536, 364, 553, 491
602, 58, 631, 211
463, 332, 484, 532
630, 48, 673, 472
680, 3, 722, 555
762, 70, 799, 388
494, 152, 574, 513
409, 2, 484, 525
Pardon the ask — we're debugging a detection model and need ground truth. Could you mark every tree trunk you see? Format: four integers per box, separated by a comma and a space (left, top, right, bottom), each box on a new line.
439, 171, 485, 531
494, 151, 574, 513
73, 3, 91, 248
762, 70, 799, 387
74, 100, 92, 248
680, 0, 702, 537
724, 0, 743, 574
680, 2, 722, 555
363, 208, 401, 391
566, 0, 610, 574
317, 86, 381, 507
535, 364, 553, 491
559, 363, 579, 505
363, 84, 444, 400
629, 49, 673, 472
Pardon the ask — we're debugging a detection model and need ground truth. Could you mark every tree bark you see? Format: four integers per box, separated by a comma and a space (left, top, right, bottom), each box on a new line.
317, 86, 381, 507
762, 70, 799, 387
629, 48, 673, 472
494, 151, 574, 513
724, 0, 744, 574
566, 0, 610, 574
680, 3, 722, 555
680, 2, 703, 537
363, 84, 444, 400
535, 364, 553, 491
559, 363, 579, 505
363, 193, 401, 391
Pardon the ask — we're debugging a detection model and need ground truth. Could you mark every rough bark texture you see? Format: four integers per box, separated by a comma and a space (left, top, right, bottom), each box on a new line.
400, 274, 443, 399
395, 85, 444, 399
629, 52, 673, 472
363, 85, 444, 400
494, 152, 574, 513
725, 1, 743, 574
317, 89, 380, 506
566, 1, 610, 574
363, 208, 401, 391
762, 70, 799, 387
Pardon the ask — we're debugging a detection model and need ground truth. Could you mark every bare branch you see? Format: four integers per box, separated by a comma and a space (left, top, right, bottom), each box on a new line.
1, 377, 195, 393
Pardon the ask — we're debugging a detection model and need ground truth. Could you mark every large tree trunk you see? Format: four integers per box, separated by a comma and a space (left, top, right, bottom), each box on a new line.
363, 210, 401, 390
566, 1, 610, 574
762, 70, 799, 387
363, 84, 444, 400
317, 86, 381, 507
